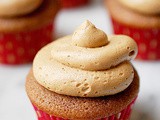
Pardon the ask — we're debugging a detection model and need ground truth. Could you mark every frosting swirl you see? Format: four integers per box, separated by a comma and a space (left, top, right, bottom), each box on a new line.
118, 0, 160, 15
0, 0, 43, 17
33, 20, 138, 97
72, 20, 109, 48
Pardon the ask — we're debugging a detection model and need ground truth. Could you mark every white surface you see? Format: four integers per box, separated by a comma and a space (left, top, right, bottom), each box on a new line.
0, 1, 160, 120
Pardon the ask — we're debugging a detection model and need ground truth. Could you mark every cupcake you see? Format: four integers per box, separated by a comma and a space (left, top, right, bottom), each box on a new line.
26, 20, 139, 120
105, 0, 160, 60
60, 0, 89, 8
0, 0, 60, 64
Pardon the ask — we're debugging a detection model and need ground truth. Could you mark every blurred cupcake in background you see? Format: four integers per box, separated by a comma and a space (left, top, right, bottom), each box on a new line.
105, 0, 160, 60
0, 0, 60, 64
60, 0, 89, 8
26, 20, 139, 120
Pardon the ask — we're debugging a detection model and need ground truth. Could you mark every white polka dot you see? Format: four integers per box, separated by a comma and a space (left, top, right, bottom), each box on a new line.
0, 44, 3, 52
139, 43, 147, 53
0, 58, 2, 62
7, 54, 15, 63
5, 41, 13, 50
150, 39, 157, 49
152, 29, 159, 35
133, 33, 140, 40
144, 32, 151, 38
148, 52, 157, 60
122, 28, 130, 35
17, 47, 25, 56
0, 34, 4, 40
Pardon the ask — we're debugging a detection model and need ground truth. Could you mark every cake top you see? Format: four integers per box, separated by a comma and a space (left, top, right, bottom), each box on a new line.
118, 0, 160, 15
33, 20, 138, 97
0, 0, 43, 17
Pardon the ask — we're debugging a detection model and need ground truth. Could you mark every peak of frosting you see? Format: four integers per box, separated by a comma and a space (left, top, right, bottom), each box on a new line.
33, 21, 138, 97
72, 20, 108, 48
118, 0, 160, 15
0, 0, 43, 17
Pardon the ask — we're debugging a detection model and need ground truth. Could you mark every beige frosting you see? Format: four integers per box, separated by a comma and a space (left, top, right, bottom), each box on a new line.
0, 0, 43, 17
72, 20, 109, 48
33, 20, 138, 97
118, 0, 160, 15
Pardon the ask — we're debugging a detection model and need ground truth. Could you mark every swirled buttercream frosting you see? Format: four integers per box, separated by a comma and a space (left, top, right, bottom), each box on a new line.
33, 20, 138, 97
118, 0, 160, 15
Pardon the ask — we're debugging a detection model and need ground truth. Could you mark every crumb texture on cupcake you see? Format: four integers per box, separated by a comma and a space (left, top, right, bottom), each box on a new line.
0, 0, 43, 17
33, 20, 138, 97
117, 0, 160, 15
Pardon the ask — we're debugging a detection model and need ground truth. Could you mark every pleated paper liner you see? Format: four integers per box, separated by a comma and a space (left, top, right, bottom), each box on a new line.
0, 23, 53, 64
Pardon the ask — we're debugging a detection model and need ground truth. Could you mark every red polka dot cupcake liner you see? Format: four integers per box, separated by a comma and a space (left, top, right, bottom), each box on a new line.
60, 0, 89, 8
33, 98, 137, 120
0, 23, 54, 64
111, 18, 160, 60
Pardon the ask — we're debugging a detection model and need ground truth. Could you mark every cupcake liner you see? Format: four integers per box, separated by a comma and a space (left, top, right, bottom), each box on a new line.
60, 0, 89, 8
111, 18, 160, 60
0, 23, 53, 64
33, 98, 137, 120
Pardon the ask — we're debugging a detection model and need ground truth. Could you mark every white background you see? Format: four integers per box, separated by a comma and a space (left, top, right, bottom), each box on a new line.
0, 1, 160, 120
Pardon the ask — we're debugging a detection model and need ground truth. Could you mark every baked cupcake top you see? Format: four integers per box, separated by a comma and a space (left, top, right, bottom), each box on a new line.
33, 20, 138, 97
117, 0, 160, 15
0, 0, 43, 17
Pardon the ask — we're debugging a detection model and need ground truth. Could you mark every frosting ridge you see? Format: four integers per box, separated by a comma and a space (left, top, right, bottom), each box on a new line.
33, 20, 138, 97
52, 35, 137, 71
